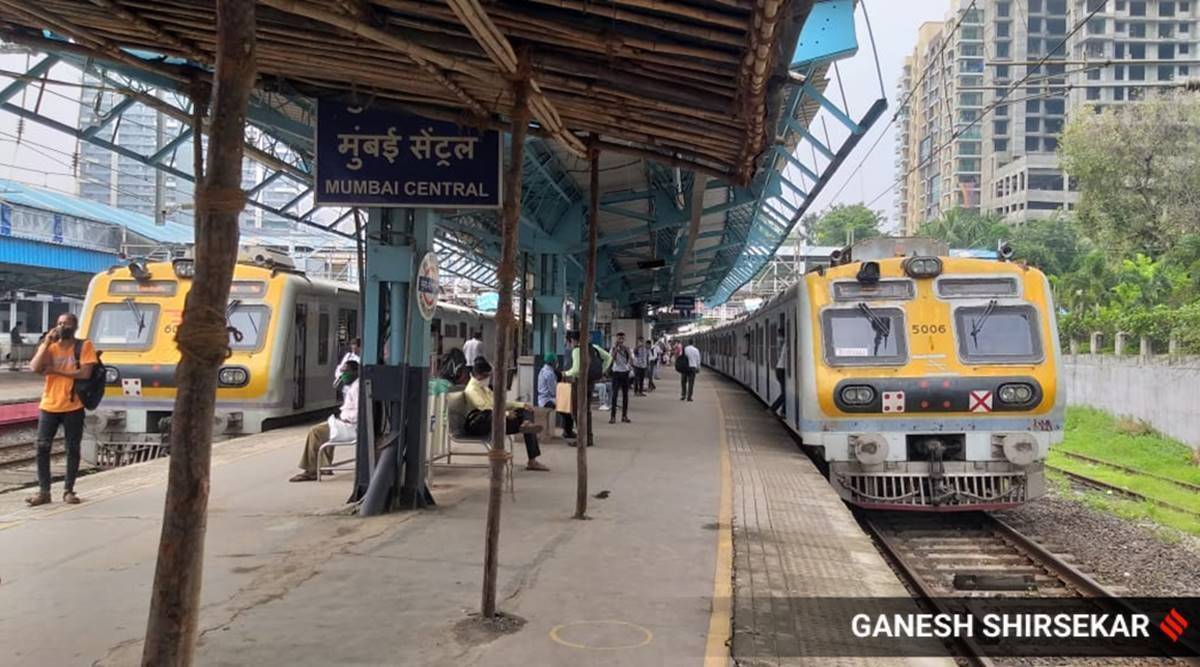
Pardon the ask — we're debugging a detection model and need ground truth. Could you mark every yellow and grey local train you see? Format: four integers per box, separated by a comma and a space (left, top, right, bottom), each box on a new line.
695, 238, 1063, 511
77, 248, 493, 463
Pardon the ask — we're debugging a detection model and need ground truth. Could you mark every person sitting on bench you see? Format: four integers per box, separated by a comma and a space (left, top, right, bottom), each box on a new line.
463, 358, 549, 471
291, 361, 359, 482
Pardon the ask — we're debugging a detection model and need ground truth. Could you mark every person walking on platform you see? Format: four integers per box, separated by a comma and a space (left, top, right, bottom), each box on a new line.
292, 361, 360, 482
769, 332, 788, 416
537, 353, 575, 439
8, 322, 22, 371
679, 339, 701, 402
564, 331, 612, 447
646, 338, 659, 391
462, 358, 548, 471
632, 338, 649, 395
463, 330, 485, 366
608, 332, 633, 424
26, 313, 97, 506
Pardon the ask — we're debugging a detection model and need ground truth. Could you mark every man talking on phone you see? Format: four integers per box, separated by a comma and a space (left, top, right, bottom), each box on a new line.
26, 313, 97, 506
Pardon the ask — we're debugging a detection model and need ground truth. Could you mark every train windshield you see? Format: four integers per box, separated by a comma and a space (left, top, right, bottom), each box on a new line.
90, 302, 159, 349
822, 306, 906, 366
227, 302, 270, 351
955, 302, 1042, 363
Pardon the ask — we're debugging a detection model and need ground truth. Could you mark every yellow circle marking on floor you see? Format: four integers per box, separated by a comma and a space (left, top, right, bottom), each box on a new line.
548, 620, 653, 651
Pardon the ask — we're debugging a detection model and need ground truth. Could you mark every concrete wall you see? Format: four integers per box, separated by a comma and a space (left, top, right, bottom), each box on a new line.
1063, 354, 1200, 450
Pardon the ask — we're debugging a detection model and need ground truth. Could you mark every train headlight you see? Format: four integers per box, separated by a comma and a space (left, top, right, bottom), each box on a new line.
997, 383, 1035, 405
840, 385, 876, 406
104, 366, 121, 385
902, 256, 943, 279
172, 259, 195, 279
218, 366, 249, 387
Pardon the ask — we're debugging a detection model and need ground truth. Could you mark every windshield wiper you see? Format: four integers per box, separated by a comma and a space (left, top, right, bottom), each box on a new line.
969, 299, 999, 349
858, 302, 891, 356
225, 299, 247, 343
123, 297, 146, 336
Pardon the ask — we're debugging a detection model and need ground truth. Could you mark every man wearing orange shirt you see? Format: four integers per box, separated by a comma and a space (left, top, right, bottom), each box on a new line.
26, 313, 97, 506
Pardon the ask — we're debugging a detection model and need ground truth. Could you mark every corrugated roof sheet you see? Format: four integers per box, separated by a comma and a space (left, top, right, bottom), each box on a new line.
0, 178, 194, 244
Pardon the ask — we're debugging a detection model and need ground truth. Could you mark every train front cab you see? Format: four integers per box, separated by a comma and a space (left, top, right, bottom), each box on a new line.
798, 252, 1064, 511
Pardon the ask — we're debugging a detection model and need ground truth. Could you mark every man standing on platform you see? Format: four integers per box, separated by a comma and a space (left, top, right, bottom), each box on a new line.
26, 313, 97, 505
537, 353, 575, 439
564, 330, 611, 447
463, 330, 485, 366
680, 339, 701, 402
608, 332, 633, 424
8, 322, 22, 371
646, 337, 658, 391
632, 338, 649, 396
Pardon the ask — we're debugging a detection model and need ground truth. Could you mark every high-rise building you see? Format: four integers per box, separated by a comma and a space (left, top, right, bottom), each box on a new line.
895, 2, 986, 234
898, 0, 1200, 230
76, 79, 300, 234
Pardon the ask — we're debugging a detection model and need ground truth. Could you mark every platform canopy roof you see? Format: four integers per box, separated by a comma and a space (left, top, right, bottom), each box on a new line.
0, 0, 884, 307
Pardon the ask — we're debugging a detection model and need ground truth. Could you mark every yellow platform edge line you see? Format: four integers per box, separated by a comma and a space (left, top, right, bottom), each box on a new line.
704, 392, 734, 666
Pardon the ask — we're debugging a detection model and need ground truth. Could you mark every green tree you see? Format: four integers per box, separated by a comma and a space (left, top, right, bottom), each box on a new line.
1007, 216, 1084, 276
916, 209, 1006, 249
1059, 93, 1200, 257
802, 204, 883, 246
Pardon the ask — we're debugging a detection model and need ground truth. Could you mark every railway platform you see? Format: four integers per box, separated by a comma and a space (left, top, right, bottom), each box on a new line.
0, 369, 45, 404
0, 373, 947, 666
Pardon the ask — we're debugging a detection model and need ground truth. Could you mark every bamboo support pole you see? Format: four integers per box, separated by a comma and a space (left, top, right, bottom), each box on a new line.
481, 65, 531, 620
574, 137, 600, 520
141, 1, 254, 665
84, 0, 209, 63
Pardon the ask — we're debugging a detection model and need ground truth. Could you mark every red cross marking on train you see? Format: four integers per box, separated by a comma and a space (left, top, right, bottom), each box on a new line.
969, 390, 992, 413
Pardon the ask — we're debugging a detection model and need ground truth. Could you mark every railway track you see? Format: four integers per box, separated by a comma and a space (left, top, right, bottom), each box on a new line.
861, 511, 1120, 666
1057, 450, 1200, 494
1047, 463, 1200, 519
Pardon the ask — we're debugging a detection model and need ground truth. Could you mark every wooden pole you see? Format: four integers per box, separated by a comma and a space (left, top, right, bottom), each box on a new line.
141, 1, 254, 664
574, 137, 600, 520
481, 66, 531, 619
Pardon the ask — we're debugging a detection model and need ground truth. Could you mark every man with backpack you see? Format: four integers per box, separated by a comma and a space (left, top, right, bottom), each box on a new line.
678, 339, 701, 402
608, 331, 633, 424
26, 313, 99, 506
564, 330, 611, 447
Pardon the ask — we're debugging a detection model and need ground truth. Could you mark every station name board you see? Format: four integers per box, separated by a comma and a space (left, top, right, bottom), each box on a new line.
315, 100, 502, 208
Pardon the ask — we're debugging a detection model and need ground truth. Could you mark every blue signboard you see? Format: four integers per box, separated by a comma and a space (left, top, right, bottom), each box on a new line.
0, 204, 10, 237
52, 213, 64, 244
673, 295, 696, 313
315, 100, 502, 208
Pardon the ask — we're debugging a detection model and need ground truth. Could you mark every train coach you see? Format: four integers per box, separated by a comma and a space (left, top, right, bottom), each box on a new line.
695, 238, 1064, 511
77, 248, 492, 464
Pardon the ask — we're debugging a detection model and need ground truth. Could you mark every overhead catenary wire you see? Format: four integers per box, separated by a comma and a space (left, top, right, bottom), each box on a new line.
862, 0, 1107, 210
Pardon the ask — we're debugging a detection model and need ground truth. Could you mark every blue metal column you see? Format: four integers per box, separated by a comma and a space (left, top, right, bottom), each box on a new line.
532, 253, 565, 364
356, 208, 435, 514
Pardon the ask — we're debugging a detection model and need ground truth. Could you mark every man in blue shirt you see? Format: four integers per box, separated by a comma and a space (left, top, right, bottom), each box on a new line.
537, 353, 575, 438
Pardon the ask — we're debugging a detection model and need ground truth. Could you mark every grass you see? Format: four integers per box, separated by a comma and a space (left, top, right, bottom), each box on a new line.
1048, 407, 1200, 536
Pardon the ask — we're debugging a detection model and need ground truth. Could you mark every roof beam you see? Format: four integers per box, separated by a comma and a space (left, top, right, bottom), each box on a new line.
0, 55, 57, 105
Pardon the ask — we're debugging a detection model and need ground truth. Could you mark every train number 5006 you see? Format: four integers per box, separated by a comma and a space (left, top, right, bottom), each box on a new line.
911, 324, 947, 335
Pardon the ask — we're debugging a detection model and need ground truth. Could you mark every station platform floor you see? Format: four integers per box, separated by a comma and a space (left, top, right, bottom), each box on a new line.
0, 368, 45, 404
0, 373, 948, 666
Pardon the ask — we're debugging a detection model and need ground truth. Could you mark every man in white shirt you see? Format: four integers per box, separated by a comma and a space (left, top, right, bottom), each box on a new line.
681, 340, 701, 402
334, 338, 361, 381
293, 361, 359, 481
462, 331, 485, 366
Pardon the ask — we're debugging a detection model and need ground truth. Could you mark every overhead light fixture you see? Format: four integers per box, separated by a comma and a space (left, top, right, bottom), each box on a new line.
636, 259, 667, 270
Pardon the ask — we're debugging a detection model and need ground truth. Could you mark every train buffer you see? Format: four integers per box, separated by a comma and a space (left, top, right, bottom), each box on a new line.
0, 375, 949, 665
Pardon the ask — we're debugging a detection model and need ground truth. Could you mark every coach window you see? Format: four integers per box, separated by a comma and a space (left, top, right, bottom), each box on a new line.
954, 303, 1043, 363
822, 307, 907, 366
228, 304, 271, 351
90, 302, 159, 350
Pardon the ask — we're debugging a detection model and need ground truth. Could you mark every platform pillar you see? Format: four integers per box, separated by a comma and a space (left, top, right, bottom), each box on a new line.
356, 207, 436, 514
532, 252, 566, 365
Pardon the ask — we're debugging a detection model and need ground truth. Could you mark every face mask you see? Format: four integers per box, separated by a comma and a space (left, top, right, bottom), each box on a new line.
60, 326, 76, 340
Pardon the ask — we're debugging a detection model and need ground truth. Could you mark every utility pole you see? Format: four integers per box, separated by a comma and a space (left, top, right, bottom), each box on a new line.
481, 62, 531, 620
141, 1, 255, 663
154, 89, 166, 226
575, 136, 600, 520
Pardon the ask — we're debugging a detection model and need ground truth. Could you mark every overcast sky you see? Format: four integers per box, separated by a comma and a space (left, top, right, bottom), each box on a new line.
807, 0, 952, 230
0, 1, 952, 228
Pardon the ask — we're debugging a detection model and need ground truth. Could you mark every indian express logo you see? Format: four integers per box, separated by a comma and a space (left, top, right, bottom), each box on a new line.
851, 613, 1153, 639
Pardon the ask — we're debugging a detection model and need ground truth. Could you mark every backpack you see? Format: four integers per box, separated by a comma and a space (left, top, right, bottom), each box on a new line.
439, 347, 468, 384
73, 339, 106, 410
674, 352, 689, 373
587, 345, 604, 384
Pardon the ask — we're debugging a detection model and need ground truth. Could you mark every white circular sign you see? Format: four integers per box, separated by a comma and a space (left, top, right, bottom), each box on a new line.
416, 252, 439, 321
